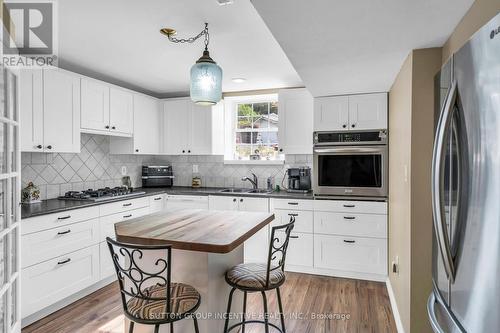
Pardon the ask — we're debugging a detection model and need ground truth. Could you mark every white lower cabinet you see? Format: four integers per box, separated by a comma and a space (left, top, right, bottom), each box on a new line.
100, 207, 150, 240
166, 195, 209, 210
149, 194, 166, 213
99, 242, 115, 280
21, 245, 100, 318
282, 231, 313, 268
314, 235, 387, 276
314, 211, 387, 238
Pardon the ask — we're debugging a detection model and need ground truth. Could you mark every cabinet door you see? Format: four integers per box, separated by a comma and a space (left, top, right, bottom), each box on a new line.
81, 78, 110, 132
19, 69, 43, 152
43, 69, 81, 153
348, 93, 387, 130
208, 195, 239, 211
109, 87, 133, 135
133, 94, 160, 154
281, 231, 313, 268
163, 99, 189, 154
314, 96, 349, 131
149, 194, 166, 214
278, 88, 313, 154
189, 103, 212, 154
239, 197, 270, 263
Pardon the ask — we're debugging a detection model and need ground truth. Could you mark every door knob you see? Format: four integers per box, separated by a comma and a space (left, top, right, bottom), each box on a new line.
112, 126, 116, 130
46, 145, 52, 149
105, 125, 110, 129
36, 144, 42, 149
351, 124, 356, 128
135, 149, 139, 153
188, 150, 191, 153
182, 150, 186, 153
342, 124, 347, 128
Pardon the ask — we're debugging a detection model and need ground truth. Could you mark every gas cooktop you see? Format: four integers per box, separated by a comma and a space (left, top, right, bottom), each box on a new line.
58, 186, 146, 202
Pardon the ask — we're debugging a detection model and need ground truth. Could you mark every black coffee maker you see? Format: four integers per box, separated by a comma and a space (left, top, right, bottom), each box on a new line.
287, 167, 312, 193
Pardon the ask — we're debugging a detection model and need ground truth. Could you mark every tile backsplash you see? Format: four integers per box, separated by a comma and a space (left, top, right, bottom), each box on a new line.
21, 134, 312, 200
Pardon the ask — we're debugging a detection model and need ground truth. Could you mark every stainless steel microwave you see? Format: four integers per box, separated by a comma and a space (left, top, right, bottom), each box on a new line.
313, 130, 388, 198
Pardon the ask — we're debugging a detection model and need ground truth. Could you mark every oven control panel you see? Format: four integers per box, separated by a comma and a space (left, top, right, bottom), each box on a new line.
314, 130, 387, 145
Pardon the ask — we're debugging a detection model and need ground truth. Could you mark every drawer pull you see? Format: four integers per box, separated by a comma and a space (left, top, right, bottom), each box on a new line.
57, 258, 71, 265
154, 197, 162, 201
123, 214, 133, 218
57, 215, 71, 220
343, 240, 356, 244
123, 203, 133, 207
57, 229, 71, 235
288, 213, 299, 217
343, 204, 355, 208
343, 216, 356, 220
287, 202, 299, 206
290, 235, 299, 239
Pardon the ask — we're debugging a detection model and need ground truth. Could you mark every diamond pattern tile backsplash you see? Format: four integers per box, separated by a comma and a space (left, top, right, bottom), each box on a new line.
21, 133, 312, 200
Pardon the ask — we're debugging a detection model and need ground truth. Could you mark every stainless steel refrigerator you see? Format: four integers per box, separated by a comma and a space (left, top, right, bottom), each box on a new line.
428, 12, 500, 333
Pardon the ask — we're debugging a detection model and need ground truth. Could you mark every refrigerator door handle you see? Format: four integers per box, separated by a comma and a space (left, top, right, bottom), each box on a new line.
428, 293, 446, 333
432, 80, 457, 281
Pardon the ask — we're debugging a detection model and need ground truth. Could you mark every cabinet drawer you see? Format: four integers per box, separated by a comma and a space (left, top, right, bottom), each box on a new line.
314, 212, 387, 238
100, 207, 150, 240
313, 200, 387, 214
21, 206, 100, 235
272, 198, 313, 211
99, 241, 116, 281
21, 218, 100, 268
21, 245, 100, 318
99, 197, 149, 216
166, 195, 209, 210
314, 235, 387, 275
149, 194, 165, 214
282, 232, 313, 268
273, 209, 313, 233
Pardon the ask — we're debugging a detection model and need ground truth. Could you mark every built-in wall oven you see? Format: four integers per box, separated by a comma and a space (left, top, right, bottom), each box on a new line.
313, 130, 388, 198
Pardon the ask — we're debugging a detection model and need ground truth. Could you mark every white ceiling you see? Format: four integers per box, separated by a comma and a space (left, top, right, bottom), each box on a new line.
251, 0, 475, 97
57, 0, 303, 97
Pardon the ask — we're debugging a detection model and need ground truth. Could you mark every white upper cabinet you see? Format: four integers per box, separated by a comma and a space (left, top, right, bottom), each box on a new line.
278, 88, 314, 154
110, 93, 160, 155
162, 97, 224, 155
109, 87, 133, 135
81, 78, 109, 132
314, 95, 349, 131
20, 68, 80, 153
348, 93, 387, 130
314, 93, 387, 131
81, 78, 133, 137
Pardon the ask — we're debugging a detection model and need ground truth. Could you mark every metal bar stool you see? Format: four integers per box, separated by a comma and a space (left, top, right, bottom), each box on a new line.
106, 237, 201, 333
223, 216, 296, 333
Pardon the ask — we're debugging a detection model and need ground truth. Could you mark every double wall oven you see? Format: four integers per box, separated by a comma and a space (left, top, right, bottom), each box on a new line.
313, 130, 388, 198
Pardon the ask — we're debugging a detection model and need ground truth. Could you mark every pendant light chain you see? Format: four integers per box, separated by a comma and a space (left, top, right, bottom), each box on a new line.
167, 23, 210, 46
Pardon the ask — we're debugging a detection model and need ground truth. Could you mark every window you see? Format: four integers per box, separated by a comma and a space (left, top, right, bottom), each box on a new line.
224, 94, 282, 162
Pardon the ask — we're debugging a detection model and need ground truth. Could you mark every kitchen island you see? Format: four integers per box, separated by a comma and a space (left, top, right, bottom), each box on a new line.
114, 209, 275, 333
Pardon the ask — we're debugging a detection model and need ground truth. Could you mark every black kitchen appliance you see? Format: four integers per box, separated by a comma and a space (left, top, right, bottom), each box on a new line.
287, 167, 311, 193
141, 165, 174, 187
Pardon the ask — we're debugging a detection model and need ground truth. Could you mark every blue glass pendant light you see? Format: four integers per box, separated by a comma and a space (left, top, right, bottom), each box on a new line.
161, 23, 223, 105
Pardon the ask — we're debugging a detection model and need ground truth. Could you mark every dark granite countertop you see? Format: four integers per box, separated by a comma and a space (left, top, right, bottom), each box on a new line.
21, 186, 313, 219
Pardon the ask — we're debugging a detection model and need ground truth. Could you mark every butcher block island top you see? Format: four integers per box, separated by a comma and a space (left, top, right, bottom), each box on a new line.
114, 209, 275, 253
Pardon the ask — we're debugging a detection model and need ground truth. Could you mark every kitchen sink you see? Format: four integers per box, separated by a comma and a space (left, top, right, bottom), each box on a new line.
218, 188, 273, 194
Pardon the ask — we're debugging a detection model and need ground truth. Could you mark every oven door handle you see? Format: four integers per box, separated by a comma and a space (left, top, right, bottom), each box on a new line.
313, 146, 386, 154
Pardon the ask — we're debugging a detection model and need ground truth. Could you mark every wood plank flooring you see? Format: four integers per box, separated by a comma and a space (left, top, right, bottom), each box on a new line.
22, 273, 397, 333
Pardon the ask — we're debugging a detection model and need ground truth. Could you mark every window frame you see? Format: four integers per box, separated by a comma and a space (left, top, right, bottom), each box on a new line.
223, 94, 284, 164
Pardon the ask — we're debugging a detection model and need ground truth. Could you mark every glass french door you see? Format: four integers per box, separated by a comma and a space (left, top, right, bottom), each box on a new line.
0, 66, 21, 333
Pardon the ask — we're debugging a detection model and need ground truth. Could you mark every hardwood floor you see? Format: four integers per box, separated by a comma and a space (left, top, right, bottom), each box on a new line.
22, 273, 397, 333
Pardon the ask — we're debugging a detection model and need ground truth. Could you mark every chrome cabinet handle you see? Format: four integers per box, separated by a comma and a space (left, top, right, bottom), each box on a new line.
123, 203, 132, 207
57, 229, 71, 235
57, 258, 71, 265
432, 80, 457, 281
57, 215, 71, 220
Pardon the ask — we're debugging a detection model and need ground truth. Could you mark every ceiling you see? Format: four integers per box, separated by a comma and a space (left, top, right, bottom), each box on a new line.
57, 0, 303, 97
251, 0, 475, 97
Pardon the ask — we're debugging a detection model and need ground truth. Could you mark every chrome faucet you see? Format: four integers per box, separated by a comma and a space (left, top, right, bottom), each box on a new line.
241, 173, 258, 189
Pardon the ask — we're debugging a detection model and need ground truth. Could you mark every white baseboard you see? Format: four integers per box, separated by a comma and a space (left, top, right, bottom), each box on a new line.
285, 265, 387, 282
386, 278, 406, 333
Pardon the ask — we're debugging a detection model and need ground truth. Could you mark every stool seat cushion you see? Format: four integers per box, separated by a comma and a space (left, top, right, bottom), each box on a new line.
225, 263, 285, 290
126, 283, 200, 321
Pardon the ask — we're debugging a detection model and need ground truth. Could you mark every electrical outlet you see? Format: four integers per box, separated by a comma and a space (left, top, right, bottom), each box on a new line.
193, 164, 199, 173
392, 256, 400, 275
121, 166, 127, 176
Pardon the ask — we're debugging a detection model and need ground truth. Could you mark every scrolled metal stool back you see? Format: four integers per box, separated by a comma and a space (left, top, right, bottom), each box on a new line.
265, 216, 296, 288
106, 237, 172, 321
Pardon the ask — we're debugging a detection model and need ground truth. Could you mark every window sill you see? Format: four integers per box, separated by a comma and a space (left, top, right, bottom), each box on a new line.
223, 160, 285, 165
